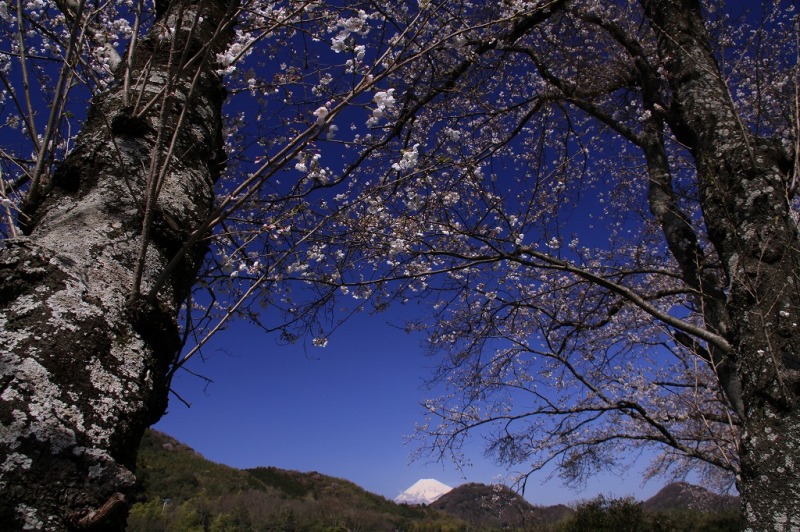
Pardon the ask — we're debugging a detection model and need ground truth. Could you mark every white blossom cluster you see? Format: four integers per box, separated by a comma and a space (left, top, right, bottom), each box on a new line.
391, 143, 420, 172
367, 88, 396, 127
330, 9, 372, 53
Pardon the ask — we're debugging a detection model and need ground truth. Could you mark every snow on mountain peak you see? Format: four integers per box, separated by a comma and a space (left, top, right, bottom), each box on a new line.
394, 478, 453, 505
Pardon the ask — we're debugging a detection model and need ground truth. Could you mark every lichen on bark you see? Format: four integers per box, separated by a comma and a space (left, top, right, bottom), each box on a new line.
642, 1, 800, 528
0, 0, 235, 528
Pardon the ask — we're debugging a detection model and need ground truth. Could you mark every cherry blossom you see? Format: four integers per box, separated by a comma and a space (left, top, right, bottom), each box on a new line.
1, 0, 798, 527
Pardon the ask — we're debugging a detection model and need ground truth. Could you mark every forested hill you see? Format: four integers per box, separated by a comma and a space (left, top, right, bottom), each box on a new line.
128, 429, 463, 531
129, 430, 739, 531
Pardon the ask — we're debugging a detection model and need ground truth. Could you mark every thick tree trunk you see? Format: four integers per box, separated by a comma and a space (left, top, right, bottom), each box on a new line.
0, 0, 233, 528
642, 1, 800, 530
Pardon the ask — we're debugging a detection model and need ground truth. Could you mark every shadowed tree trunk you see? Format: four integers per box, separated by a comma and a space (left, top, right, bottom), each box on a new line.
0, 0, 234, 528
642, 1, 800, 528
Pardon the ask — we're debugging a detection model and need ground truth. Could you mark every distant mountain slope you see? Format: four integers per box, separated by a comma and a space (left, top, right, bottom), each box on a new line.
129, 429, 462, 531
432, 482, 573, 530
642, 482, 740, 513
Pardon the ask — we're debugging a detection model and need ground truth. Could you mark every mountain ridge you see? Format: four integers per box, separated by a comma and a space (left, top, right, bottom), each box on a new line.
129, 429, 463, 531
129, 429, 740, 530
642, 481, 740, 513
432, 482, 570, 529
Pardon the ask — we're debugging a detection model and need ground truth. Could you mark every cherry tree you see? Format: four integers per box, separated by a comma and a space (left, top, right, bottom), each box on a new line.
280, 0, 797, 529
0, 0, 454, 527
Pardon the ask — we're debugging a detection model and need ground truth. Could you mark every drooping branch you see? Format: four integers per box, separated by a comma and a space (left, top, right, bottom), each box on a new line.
507, 247, 733, 353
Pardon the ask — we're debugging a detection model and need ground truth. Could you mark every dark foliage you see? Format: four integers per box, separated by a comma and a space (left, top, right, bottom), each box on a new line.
562, 496, 647, 532
433, 482, 568, 530
559, 494, 739, 532
642, 482, 739, 514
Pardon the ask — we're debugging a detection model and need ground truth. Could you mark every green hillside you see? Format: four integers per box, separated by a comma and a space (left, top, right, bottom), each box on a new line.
129, 430, 739, 531
128, 429, 464, 531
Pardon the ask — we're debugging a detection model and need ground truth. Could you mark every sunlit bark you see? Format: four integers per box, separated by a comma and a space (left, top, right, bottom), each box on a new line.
0, 0, 234, 527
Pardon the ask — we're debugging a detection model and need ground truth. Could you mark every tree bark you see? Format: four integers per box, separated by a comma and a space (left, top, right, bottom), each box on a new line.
0, 0, 233, 528
641, 1, 800, 529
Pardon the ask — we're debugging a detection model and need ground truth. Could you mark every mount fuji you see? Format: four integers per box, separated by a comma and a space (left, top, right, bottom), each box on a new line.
394, 478, 453, 505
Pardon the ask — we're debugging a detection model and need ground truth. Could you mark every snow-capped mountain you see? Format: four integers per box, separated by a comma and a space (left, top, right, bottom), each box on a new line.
394, 478, 453, 505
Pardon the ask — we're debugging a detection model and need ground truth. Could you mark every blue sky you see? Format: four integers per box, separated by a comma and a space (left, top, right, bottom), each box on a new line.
0, 0, 768, 510
146, 0, 766, 505
155, 304, 671, 506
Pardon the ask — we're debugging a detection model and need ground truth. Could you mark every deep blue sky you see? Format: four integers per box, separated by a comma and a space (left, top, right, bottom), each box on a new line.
1, 0, 768, 509
141, 0, 767, 504
155, 305, 670, 506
